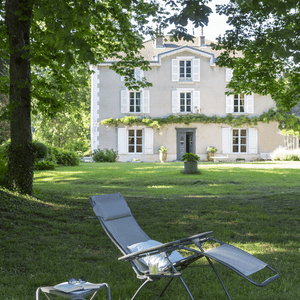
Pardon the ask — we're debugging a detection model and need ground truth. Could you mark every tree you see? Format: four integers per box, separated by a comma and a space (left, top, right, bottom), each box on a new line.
0, 0, 212, 195
213, 0, 300, 111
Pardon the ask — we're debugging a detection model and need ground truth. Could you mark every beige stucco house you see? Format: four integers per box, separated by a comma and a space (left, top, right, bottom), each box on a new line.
90, 35, 295, 162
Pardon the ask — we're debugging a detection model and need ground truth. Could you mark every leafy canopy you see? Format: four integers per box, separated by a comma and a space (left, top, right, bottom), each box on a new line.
213, 0, 300, 111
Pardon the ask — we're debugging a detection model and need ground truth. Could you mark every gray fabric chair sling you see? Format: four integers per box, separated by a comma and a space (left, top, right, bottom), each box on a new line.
90, 193, 279, 300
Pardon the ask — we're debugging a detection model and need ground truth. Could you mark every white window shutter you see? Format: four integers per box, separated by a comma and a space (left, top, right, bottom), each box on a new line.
222, 127, 231, 154
135, 68, 144, 81
172, 90, 180, 113
117, 128, 127, 154
248, 128, 258, 154
143, 90, 150, 113
144, 128, 153, 154
121, 75, 125, 81
245, 93, 254, 113
193, 90, 200, 113
172, 59, 179, 82
193, 58, 200, 82
121, 90, 129, 113
226, 95, 234, 113
226, 68, 233, 82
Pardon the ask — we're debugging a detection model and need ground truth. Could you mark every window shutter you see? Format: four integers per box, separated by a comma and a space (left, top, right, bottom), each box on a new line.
144, 128, 153, 154
143, 90, 150, 113
248, 128, 258, 154
193, 58, 200, 82
172, 90, 180, 113
226, 68, 233, 82
193, 90, 200, 113
117, 128, 127, 154
245, 93, 254, 113
172, 59, 179, 82
135, 68, 144, 81
121, 90, 129, 113
222, 127, 231, 154
121, 75, 125, 81
226, 95, 234, 113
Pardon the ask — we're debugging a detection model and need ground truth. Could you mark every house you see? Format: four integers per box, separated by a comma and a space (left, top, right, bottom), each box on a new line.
90, 35, 295, 162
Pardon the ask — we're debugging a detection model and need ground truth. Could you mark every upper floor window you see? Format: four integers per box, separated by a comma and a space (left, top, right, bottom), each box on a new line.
121, 89, 150, 114
129, 91, 141, 113
234, 94, 245, 113
172, 89, 200, 114
226, 93, 254, 114
172, 58, 200, 82
121, 68, 144, 82
180, 60, 192, 81
180, 91, 192, 112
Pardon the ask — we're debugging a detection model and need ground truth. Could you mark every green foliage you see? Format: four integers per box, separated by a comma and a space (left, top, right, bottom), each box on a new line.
34, 160, 56, 170
214, 0, 300, 111
158, 146, 168, 153
65, 140, 90, 157
207, 146, 217, 153
0, 150, 8, 187
101, 108, 300, 134
33, 141, 48, 159
181, 152, 200, 162
55, 149, 80, 166
92, 148, 118, 162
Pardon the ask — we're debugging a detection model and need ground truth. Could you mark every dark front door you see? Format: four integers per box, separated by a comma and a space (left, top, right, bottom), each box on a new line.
176, 128, 196, 160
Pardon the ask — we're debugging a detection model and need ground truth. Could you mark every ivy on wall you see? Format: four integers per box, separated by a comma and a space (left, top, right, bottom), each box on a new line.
100, 108, 300, 137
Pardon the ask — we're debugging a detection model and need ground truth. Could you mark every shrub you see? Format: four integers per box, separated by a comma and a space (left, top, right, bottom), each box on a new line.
55, 149, 80, 166
271, 148, 300, 161
0, 151, 8, 186
206, 146, 217, 153
181, 152, 200, 162
65, 140, 90, 156
158, 146, 168, 153
33, 141, 48, 159
34, 160, 56, 170
92, 148, 118, 162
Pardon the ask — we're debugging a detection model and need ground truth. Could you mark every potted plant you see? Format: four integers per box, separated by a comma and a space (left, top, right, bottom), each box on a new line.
158, 146, 168, 163
181, 152, 200, 174
207, 146, 217, 161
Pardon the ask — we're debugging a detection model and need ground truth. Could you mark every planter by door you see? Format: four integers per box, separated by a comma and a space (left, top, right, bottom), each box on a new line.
207, 152, 214, 161
159, 152, 167, 163
184, 161, 198, 174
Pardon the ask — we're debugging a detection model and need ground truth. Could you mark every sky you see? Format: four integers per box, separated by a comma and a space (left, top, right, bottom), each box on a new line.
186, 0, 232, 42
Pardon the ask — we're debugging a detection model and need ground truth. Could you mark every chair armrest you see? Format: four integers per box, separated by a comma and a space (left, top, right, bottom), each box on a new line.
118, 231, 213, 261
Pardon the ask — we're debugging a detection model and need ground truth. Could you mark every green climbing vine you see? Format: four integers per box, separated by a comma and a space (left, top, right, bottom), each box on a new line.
100, 108, 300, 137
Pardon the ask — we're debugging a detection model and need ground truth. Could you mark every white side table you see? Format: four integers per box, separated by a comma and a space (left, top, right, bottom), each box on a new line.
36, 282, 111, 300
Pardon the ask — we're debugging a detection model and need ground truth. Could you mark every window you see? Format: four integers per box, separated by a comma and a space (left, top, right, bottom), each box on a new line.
172, 58, 200, 82
128, 129, 143, 153
179, 60, 192, 81
180, 92, 192, 112
234, 94, 245, 113
232, 129, 247, 153
129, 92, 141, 113
121, 68, 144, 82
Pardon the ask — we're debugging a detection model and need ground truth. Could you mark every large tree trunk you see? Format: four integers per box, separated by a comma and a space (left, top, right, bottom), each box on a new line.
5, 0, 34, 195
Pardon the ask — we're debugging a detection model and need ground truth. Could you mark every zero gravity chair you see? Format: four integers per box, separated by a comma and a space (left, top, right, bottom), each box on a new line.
90, 193, 279, 300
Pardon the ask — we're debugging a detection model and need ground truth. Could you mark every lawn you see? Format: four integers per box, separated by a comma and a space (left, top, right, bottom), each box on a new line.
1, 161, 299, 299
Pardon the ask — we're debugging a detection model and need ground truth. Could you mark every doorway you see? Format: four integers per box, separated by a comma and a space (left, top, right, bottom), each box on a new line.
176, 128, 196, 161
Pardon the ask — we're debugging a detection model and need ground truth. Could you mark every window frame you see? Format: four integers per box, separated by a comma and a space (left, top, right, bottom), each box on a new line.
179, 59, 192, 82
129, 91, 141, 113
233, 93, 245, 113
128, 128, 143, 154
179, 91, 192, 113
232, 128, 247, 154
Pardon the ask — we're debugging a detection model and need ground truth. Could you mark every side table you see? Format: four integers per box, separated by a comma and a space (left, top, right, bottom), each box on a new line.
36, 282, 111, 300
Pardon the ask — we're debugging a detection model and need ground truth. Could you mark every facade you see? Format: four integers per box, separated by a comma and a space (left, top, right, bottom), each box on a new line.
91, 36, 290, 162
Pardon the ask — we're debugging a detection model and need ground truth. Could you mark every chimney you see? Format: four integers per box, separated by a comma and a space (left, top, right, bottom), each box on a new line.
154, 26, 164, 48
200, 26, 205, 46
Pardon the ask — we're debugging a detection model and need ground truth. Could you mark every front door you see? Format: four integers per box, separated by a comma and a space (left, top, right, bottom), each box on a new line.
176, 128, 196, 160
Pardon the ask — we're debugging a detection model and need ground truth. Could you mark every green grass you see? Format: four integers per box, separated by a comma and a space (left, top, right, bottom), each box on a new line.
1, 161, 300, 299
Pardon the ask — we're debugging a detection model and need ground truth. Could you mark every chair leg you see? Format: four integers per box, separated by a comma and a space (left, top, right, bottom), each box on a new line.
179, 277, 195, 300
131, 278, 151, 300
205, 257, 232, 300
156, 278, 174, 300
